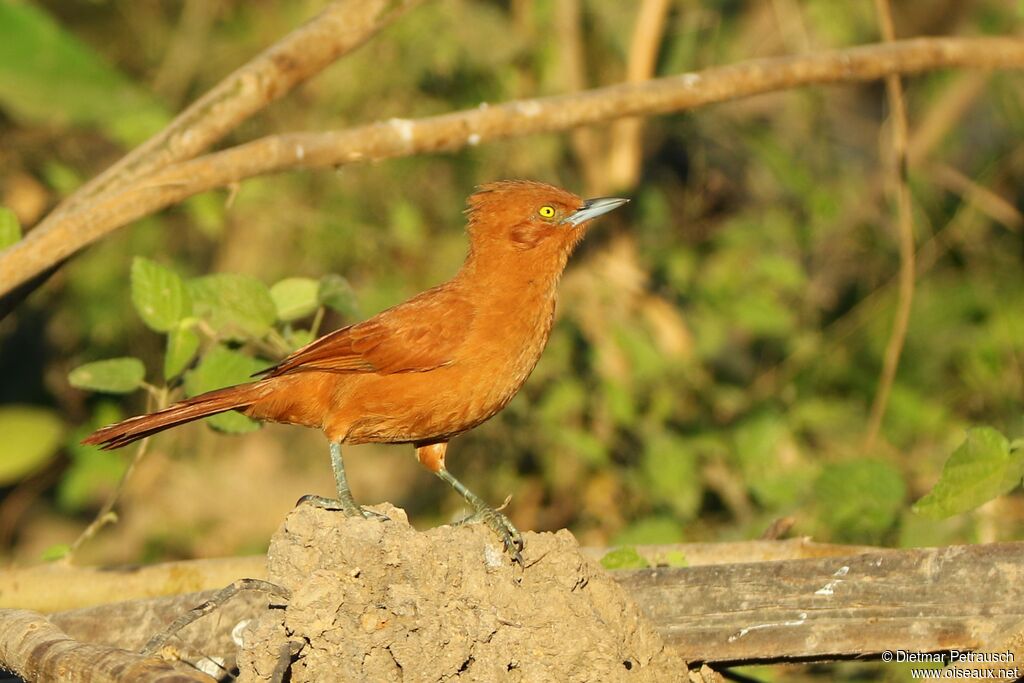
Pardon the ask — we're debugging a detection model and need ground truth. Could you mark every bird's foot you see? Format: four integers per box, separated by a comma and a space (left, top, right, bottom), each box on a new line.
454, 497, 524, 564
296, 494, 390, 521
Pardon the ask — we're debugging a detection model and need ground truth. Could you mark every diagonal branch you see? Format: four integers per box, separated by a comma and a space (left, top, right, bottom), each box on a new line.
2, 36, 1023, 297
49, 0, 426, 222
864, 0, 917, 451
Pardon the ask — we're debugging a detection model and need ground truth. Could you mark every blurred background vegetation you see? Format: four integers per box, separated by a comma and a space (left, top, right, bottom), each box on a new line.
1, 0, 1022, 622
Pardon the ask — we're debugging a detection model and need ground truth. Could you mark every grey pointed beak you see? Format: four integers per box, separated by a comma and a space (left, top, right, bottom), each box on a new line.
562, 196, 630, 226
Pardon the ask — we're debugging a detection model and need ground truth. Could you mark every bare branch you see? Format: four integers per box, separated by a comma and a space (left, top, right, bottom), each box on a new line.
865, 0, 917, 451
142, 578, 290, 656
2, 36, 1023, 296
606, 0, 672, 189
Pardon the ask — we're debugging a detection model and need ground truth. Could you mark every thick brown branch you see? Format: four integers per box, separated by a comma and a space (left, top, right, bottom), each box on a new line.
2, 36, 1022, 296
0, 609, 213, 682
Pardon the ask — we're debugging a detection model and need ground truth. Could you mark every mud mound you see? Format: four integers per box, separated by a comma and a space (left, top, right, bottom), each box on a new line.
237, 504, 688, 682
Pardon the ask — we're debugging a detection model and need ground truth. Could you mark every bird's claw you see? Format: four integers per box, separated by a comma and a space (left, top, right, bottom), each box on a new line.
454, 505, 524, 564
296, 494, 390, 521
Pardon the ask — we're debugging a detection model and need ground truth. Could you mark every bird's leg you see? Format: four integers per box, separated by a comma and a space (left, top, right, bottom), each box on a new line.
298, 442, 387, 520
416, 441, 524, 563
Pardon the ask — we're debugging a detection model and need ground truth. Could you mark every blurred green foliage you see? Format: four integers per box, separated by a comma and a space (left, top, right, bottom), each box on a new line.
1, 1, 1023, 595
0, 1, 168, 144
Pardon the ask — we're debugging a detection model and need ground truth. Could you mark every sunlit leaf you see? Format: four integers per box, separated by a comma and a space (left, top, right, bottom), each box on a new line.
600, 547, 649, 570
164, 324, 200, 380
0, 406, 63, 485
914, 428, 1024, 519
41, 544, 71, 561
131, 257, 191, 332
189, 274, 276, 340
68, 357, 145, 394
184, 345, 265, 434
271, 277, 320, 322
0, 207, 21, 248
662, 550, 688, 568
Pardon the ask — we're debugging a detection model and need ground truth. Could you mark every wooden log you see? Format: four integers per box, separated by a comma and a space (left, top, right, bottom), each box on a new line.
0, 609, 214, 683
618, 541, 1024, 663
13, 540, 1024, 668
0, 538, 866, 614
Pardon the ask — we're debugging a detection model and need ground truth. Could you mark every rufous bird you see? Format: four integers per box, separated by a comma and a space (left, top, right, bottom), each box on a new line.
83, 180, 629, 561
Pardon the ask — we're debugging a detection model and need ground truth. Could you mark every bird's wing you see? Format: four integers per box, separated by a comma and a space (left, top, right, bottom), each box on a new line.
262, 285, 474, 376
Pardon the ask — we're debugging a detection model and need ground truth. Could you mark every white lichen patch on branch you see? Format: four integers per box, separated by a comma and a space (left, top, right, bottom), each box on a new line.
513, 100, 543, 118
387, 117, 415, 145
728, 612, 809, 642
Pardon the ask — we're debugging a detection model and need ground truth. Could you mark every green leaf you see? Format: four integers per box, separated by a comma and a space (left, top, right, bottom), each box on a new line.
68, 357, 145, 394
270, 277, 320, 322
0, 2, 169, 145
184, 345, 265, 434
188, 273, 276, 340
41, 544, 71, 562
318, 274, 359, 317
816, 459, 906, 543
164, 325, 200, 380
0, 207, 21, 248
914, 427, 1024, 519
0, 406, 63, 485
131, 257, 191, 332
600, 547, 650, 570
661, 550, 688, 568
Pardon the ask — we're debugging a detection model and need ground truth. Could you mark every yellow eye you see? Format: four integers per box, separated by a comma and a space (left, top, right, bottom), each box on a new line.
538, 205, 556, 218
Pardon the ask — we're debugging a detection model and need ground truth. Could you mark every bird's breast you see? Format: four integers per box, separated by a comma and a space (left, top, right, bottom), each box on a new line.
328, 291, 557, 445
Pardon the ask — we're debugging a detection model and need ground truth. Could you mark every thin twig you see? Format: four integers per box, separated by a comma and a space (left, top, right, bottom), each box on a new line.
62, 435, 152, 564
864, 0, 917, 451
929, 161, 1023, 232
2, 36, 1023, 296
143, 578, 292, 656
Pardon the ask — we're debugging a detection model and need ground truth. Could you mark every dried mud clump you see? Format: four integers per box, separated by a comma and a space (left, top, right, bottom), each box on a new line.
237, 503, 688, 682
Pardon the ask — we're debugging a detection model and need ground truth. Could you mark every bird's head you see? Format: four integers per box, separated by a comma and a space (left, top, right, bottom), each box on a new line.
465, 180, 628, 255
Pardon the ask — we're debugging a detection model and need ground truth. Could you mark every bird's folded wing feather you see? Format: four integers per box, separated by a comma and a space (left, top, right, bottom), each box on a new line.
262, 285, 474, 376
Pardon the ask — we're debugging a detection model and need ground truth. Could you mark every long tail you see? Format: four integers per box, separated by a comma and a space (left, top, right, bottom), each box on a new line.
82, 382, 269, 450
